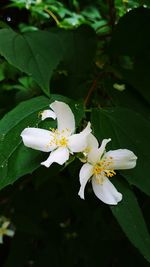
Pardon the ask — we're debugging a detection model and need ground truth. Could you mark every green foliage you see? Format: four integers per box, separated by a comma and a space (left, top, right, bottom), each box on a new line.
91, 107, 150, 195
0, 28, 62, 96
0, 95, 84, 190
0, 26, 96, 97
8, 0, 109, 33
92, 107, 150, 262
111, 178, 150, 263
0, 0, 150, 266
110, 7, 150, 103
0, 96, 49, 189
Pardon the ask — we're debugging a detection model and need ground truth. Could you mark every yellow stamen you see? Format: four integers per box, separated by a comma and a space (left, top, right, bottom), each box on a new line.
58, 137, 68, 147
93, 157, 116, 183
46, 128, 69, 148
0, 221, 10, 235
0, 228, 7, 235
93, 165, 103, 175
104, 170, 116, 177
84, 146, 91, 154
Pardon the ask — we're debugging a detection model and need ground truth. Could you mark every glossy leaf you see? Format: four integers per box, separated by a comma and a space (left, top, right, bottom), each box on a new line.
110, 7, 150, 103
91, 107, 150, 196
0, 28, 62, 95
111, 178, 150, 263
0, 95, 84, 190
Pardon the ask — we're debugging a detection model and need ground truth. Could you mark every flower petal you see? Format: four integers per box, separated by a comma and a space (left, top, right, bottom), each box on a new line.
105, 149, 137, 170
92, 177, 122, 205
78, 163, 93, 199
41, 110, 56, 121
41, 147, 69, 167
87, 147, 100, 165
97, 138, 111, 159
21, 128, 56, 152
5, 229, 15, 237
87, 133, 99, 149
0, 235, 3, 244
68, 122, 92, 153
50, 101, 75, 134
88, 138, 111, 164
3, 221, 10, 229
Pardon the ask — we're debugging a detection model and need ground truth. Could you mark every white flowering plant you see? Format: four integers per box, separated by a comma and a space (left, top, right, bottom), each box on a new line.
0, 1, 150, 265
20, 102, 137, 206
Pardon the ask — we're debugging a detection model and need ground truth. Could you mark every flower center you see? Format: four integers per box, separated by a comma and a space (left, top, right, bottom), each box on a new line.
58, 136, 68, 147
49, 128, 69, 148
93, 157, 116, 184
0, 228, 7, 235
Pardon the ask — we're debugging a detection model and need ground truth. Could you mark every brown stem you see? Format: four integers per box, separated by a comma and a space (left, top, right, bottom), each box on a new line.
84, 71, 114, 107
44, 8, 60, 25
107, 0, 116, 31
84, 79, 98, 107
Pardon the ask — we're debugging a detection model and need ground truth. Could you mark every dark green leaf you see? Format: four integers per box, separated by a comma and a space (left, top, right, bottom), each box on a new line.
110, 7, 150, 103
0, 28, 62, 95
91, 107, 150, 196
55, 26, 96, 99
58, 26, 96, 73
104, 80, 150, 119
0, 95, 84, 190
111, 178, 150, 263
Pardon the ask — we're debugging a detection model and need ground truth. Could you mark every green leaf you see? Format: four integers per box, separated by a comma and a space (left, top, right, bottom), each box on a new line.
91, 107, 150, 196
0, 28, 62, 95
104, 79, 150, 119
54, 26, 96, 99
0, 95, 84, 190
111, 178, 150, 263
110, 7, 150, 56
58, 26, 96, 74
110, 7, 150, 103
4, 233, 33, 267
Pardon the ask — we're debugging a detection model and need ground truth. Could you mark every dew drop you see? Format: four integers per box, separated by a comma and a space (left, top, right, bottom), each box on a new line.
75, 103, 80, 109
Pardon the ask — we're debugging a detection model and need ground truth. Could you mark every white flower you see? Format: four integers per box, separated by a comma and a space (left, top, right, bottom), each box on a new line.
21, 101, 92, 167
78, 134, 137, 205
113, 83, 126, 91
0, 220, 15, 244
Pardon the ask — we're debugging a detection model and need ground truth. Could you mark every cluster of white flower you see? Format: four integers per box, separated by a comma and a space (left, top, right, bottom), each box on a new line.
0, 217, 15, 244
21, 101, 137, 205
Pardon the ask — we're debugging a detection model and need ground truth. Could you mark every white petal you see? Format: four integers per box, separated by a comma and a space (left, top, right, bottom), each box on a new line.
105, 149, 137, 170
41, 110, 56, 121
88, 138, 111, 164
88, 148, 101, 165
41, 147, 69, 167
50, 101, 75, 134
21, 128, 56, 152
78, 163, 93, 199
87, 133, 99, 149
2, 221, 10, 229
0, 235, 3, 244
97, 138, 111, 159
5, 229, 15, 237
92, 177, 122, 205
68, 122, 92, 153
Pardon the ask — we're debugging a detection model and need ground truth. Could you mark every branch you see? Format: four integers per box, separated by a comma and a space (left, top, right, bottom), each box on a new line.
84, 79, 98, 107
107, 0, 116, 31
